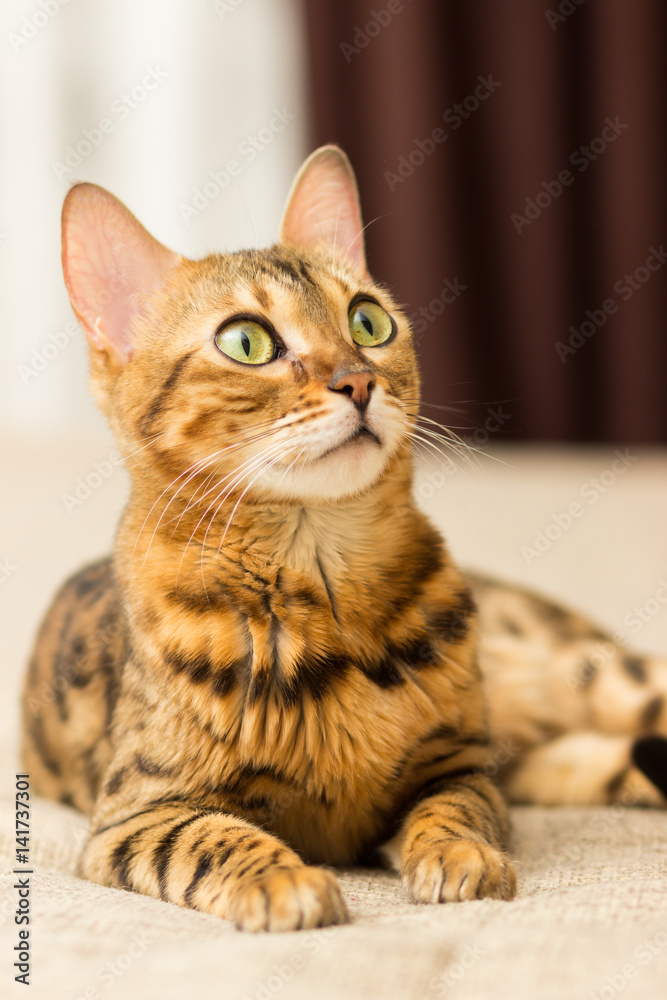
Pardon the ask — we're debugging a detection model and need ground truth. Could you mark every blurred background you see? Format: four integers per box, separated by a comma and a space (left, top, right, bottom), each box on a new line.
1, 0, 665, 445
2, 2, 667, 774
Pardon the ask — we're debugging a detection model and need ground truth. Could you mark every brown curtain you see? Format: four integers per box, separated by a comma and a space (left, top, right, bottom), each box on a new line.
304, 0, 667, 442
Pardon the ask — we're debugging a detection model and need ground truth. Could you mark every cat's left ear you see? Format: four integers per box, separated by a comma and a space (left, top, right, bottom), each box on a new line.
279, 146, 367, 274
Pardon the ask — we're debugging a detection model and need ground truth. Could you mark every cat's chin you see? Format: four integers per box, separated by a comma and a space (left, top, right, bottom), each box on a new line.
257, 434, 391, 503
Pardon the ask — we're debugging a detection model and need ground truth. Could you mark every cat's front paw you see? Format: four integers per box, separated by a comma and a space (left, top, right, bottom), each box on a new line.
226, 865, 348, 932
403, 840, 516, 903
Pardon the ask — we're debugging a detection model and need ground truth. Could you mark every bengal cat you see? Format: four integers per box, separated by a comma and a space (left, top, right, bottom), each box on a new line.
23, 146, 667, 931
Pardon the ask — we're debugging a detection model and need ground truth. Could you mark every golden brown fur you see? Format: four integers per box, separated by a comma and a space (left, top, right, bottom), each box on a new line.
22, 147, 667, 931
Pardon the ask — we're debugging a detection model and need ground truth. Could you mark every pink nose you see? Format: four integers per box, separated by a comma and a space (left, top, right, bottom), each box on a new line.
329, 370, 376, 411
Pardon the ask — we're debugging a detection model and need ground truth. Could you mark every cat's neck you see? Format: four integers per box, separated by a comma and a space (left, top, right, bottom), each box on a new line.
119, 449, 417, 588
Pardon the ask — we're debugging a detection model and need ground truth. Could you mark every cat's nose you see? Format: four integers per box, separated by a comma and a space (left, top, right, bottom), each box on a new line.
329, 369, 376, 412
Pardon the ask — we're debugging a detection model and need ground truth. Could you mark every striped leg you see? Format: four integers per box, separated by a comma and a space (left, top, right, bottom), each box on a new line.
385, 772, 516, 903
79, 802, 348, 931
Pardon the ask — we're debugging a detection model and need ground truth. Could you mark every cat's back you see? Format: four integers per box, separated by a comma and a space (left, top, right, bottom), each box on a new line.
22, 557, 127, 811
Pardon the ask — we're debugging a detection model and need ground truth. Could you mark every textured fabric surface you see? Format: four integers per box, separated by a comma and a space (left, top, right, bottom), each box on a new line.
0, 798, 666, 1000
3, 441, 667, 998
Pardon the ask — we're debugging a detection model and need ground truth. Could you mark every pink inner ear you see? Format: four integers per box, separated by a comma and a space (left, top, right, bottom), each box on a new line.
62, 184, 178, 362
279, 147, 367, 274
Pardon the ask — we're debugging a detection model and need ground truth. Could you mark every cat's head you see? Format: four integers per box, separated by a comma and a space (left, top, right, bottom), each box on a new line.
62, 146, 419, 505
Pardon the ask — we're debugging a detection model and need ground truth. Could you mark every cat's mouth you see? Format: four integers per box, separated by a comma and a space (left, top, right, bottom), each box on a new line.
315, 424, 382, 462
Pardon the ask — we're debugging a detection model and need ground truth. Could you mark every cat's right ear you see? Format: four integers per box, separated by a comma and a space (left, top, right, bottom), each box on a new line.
62, 184, 179, 364
279, 146, 367, 274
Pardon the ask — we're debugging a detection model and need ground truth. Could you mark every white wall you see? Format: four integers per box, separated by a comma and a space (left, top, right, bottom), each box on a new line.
0, 0, 309, 438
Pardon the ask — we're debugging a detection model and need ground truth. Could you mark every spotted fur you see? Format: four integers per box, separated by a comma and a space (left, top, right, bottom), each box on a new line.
22, 147, 666, 931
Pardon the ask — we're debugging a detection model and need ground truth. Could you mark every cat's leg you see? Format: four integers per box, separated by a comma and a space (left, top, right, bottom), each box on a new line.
79, 800, 347, 931
502, 731, 667, 806
78, 662, 349, 932
382, 769, 516, 903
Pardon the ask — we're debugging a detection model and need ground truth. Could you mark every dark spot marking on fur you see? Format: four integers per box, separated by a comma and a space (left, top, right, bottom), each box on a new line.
606, 767, 629, 802
359, 630, 438, 686
501, 617, 523, 637
215, 842, 239, 872
292, 586, 324, 610
189, 658, 213, 684
276, 651, 350, 705
623, 656, 647, 683
359, 655, 405, 688
138, 352, 194, 436
632, 736, 667, 799
412, 767, 487, 805
111, 833, 140, 887
165, 587, 226, 613
232, 853, 266, 881
145, 793, 194, 811
419, 723, 462, 745
394, 634, 439, 667
136, 755, 173, 778
224, 763, 296, 799
412, 540, 444, 587
107, 817, 177, 886
27, 715, 61, 777
447, 800, 483, 829
165, 649, 213, 685
70, 668, 93, 690
529, 596, 607, 642
641, 695, 664, 730
416, 750, 472, 771
184, 851, 214, 906
69, 558, 113, 601
578, 659, 598, 688
431, 589, 476, 644
153, 815, 207, 900
211, 667, 237, 699
247, 668, 270, 704
189, 835, 207, 855
378, 533, 446, 627
105, 768, 127, 795
251, 284, 271, 309
437, 766, 487, 784
70, 635, 86, 659
138, 605, 159, 628
238, 795, 271, 815
268, 254, 312, 287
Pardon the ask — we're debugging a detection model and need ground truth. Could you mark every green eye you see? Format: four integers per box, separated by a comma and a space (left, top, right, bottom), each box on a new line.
348, 300, 394, 347
215, 320, 277, 365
